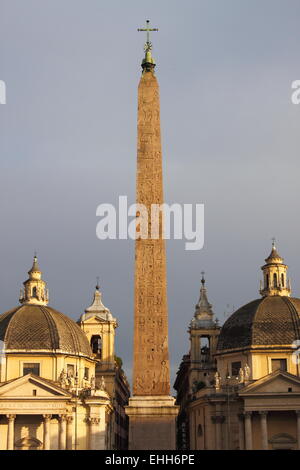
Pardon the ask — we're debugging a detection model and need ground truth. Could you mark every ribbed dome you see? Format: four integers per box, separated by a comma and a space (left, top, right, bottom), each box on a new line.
217, 296, 300, 351
0, 304, 92, 357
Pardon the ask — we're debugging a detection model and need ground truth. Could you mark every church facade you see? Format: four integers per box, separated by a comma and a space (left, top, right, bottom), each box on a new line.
0, 256, 129, 450
175, 243, 300, 450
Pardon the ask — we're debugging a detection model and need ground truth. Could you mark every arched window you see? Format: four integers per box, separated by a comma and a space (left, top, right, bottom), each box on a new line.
32, 287, 37, 298
200, 337, 210, 364
266, 274, 269, 288
281, 273, 285, 287
273, 273, 277, 288
91, 335, 102, 357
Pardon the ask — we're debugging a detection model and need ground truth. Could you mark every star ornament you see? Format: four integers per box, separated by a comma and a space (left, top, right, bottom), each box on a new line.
144, 41, 153, 52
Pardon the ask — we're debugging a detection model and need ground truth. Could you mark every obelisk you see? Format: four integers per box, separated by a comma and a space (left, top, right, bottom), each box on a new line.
125, 21, 178, 450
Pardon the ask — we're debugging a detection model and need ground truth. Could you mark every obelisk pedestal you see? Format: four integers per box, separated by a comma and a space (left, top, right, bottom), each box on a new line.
126, 396, 178, 450
125, 22, 178, 450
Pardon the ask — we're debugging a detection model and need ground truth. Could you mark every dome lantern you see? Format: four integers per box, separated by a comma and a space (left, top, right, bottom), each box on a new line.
259, 240, 291, 297
19, 255, 49, 306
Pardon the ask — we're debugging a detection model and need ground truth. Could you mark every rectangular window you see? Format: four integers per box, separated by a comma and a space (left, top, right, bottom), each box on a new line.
84, 367, 89, 379
67, 364, 75, 376
231, 361, 241, 377
23, 363, 40, 376
271, 359, 287, 372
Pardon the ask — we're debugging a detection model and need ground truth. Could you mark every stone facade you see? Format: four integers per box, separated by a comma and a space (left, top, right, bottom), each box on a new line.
175, 244, 300, 450
0, 371, 113, 450
79, 285, 130, 449
0, 257, 129, 450
174, 276, 220, 449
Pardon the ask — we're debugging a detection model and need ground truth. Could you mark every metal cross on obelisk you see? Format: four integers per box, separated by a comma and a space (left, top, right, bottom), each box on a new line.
138, 19, 158, 50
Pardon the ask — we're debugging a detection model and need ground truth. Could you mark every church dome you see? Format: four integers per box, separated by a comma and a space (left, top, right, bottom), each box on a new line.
217, 296, 300, 351
217, 243, 300, 352
0, 304, 92, 357
0, 255, 92, 357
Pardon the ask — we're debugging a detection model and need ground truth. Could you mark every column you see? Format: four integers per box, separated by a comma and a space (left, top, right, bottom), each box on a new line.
88, 417, 100, 450
296, 410, 300, 450
193, 410, 197, 450
191, 335, 200, 362
211, 415, 224, 450
216, 416, 222, 450
58, 415, 67, 450
244, 411, 253, 450
6, 414, 16, 450
238, 414, 245, 450
43, 414, 52, 450
259, 411, 268, 450
66, 416, 73, 450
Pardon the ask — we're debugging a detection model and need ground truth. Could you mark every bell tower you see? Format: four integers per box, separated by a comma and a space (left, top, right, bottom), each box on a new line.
189, 274, 220, 389
79, 281, 117, 370
260, 241, 291, 297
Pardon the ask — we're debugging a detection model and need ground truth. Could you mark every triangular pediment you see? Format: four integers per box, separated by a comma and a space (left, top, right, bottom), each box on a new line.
239, 370, 300, 396
0, 374, 72, 398
80, 315, 108, 324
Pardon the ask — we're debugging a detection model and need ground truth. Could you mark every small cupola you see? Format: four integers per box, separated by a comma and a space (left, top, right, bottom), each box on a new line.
260, 241, 291, 297
19, 255, 49, 306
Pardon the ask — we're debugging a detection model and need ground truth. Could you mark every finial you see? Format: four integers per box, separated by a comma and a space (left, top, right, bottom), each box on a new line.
272, 237, 276, 249
138, 20, 158, 72
29, 252, 41, 273
96, 276, 100, 290
201, 271, 205, 286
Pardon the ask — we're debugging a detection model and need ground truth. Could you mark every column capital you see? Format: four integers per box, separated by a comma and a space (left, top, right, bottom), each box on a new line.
43, 414, 52, 421
88, 417, 100, 425
58, 414, 67, 422
295, 410, 300, 417
259, 410, 268, 416
6, 414, 16, 421
66, 415, 73, 424
243, 411, 252, 418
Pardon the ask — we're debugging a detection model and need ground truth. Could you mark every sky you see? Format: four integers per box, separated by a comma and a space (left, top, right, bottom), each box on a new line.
1, 0, 300, 389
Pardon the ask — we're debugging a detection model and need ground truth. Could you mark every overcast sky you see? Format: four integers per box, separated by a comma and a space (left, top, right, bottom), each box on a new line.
1, 0, 300, 389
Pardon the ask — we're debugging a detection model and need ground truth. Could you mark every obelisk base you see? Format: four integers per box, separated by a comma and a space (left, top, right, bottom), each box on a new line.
125, 396, 179, 450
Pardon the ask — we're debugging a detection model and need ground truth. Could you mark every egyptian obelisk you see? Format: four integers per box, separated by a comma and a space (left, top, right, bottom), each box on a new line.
125, 21, 178, 450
